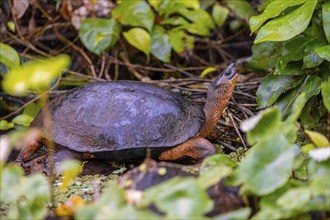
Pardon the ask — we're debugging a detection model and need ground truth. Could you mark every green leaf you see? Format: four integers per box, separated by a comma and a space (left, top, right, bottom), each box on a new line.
123, 28, 151, 60
275, 75, 322, 117
150, 26, 171, 62
0, 163, 24, 203
305, 130, 329, 148
2, 54, 70, 96
179, 8, 215, 36
212, 4, 229, 27
112, 0, 154, 31
169, 30, 194, 54
315, 45, 330, 62
237, 134, 297, 195
241, 107, 281, 145
0, 43, 20, 69
277, 187, 311, 212
225, 0, 256, 22
321, 77, 330, 112
99, 182, 126, 209
147, 0, 161, 10
284, 92, 306, 124
197, 165, 232, 190
12, 114, 33, 127
0, 120, 15, 130
249, 0, 307, 33
57, 159, 82, 190
323, 1, 330, 43
256, 73, 304, 108
200, 67, 216, 78
277, 35, 313, 69
79, 18, 121, 56
303, 39, 325, 69
247, 41, 282, 71
254, 0, 317, 44
215, 208, 251, 220
22, 102, 41, 118
274, 61, 304, 75
144, 177, 213, 218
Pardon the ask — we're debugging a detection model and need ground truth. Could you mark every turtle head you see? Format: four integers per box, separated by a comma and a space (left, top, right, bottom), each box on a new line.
207, 63, 238, 100
198, 64, 238, 138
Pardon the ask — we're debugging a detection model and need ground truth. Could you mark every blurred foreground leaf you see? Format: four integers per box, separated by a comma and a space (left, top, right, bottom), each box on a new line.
2, 54, 70, 96
0, 43, 20, 69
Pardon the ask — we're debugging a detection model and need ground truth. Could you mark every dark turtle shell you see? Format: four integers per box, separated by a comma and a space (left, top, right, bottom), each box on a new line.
33, 81, 205, 160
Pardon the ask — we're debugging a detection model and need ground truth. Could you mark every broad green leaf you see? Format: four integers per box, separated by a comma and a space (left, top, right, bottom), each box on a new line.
241, 107, 281, 145
179, 8, 215, 36
161, 17, 190, 26
22, 102, 41, 118
151, 26, 171, 62
303, 39, 325, 69
57, 159, 82, 190
147, 0, 161, 10
200, 0, 215, 10
277, 187, 311, 211
275, 75, 322, 117
321, 77, 330, 112
277, 35, 313, 69
323, 1, 330, 43
99, 182, 126, 208
200, 154, 237, 173
0, 163, 24, 203
274, 61, 304, 75
225, 0, 256, 22
79, 18, 121, 56
12, 114, 33, 127
0, 43, 20, 68
284, 92, 306, 124
200, 67, 216, 78
123, 28, 151, 60
2, 54, 70, 96
197, 165, 232, 189
254, 0, 317, 44
179, 0, 200, 10
215, 208, 251, 220
305, 130, 329, 148
112, 0, 154, 31
212, 4, 229, 27
237, 134, 297, 195
0, 120, 14, 130
256, 73, 304, 108
144, 177, 213, 218
249, 0, 307, 33
169, 30, 194, 54
247, 41, 282, 71
300, 98, 320, 129
315, 45, 330, 62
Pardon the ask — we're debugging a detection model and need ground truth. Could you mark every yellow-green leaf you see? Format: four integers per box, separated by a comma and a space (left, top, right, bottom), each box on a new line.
254, 0, 317, 44
200, 67, 216, 78
305, 130, 330, 148
123, 28, 151, 60
212, 4, 229, 27
321, 77, 330, 112
0, 43, 20, 69
2, 54, 70, 96
57, 160, 83, 190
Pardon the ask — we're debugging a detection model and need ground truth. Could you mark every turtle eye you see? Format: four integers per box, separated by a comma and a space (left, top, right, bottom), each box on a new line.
224, 63, 237, 79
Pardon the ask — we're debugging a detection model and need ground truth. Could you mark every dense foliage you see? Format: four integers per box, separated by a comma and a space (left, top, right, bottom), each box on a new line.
0, 0, 329, 219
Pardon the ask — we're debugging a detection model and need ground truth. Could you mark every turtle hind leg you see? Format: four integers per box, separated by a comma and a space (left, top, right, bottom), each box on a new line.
159, 138, 216, 162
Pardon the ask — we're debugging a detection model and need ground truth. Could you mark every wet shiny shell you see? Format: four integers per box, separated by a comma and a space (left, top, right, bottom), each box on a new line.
34, 82, 205, 157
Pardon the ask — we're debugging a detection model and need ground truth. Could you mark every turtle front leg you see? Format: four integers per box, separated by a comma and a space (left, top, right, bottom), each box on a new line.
159, 138, 216, 162
16, 137, 43, 163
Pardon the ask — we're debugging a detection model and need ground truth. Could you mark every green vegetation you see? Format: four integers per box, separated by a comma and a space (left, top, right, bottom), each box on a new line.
0, 0, 329, 219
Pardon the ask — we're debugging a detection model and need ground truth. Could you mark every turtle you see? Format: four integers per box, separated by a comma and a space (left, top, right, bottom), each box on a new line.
16, 64, 238, 165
